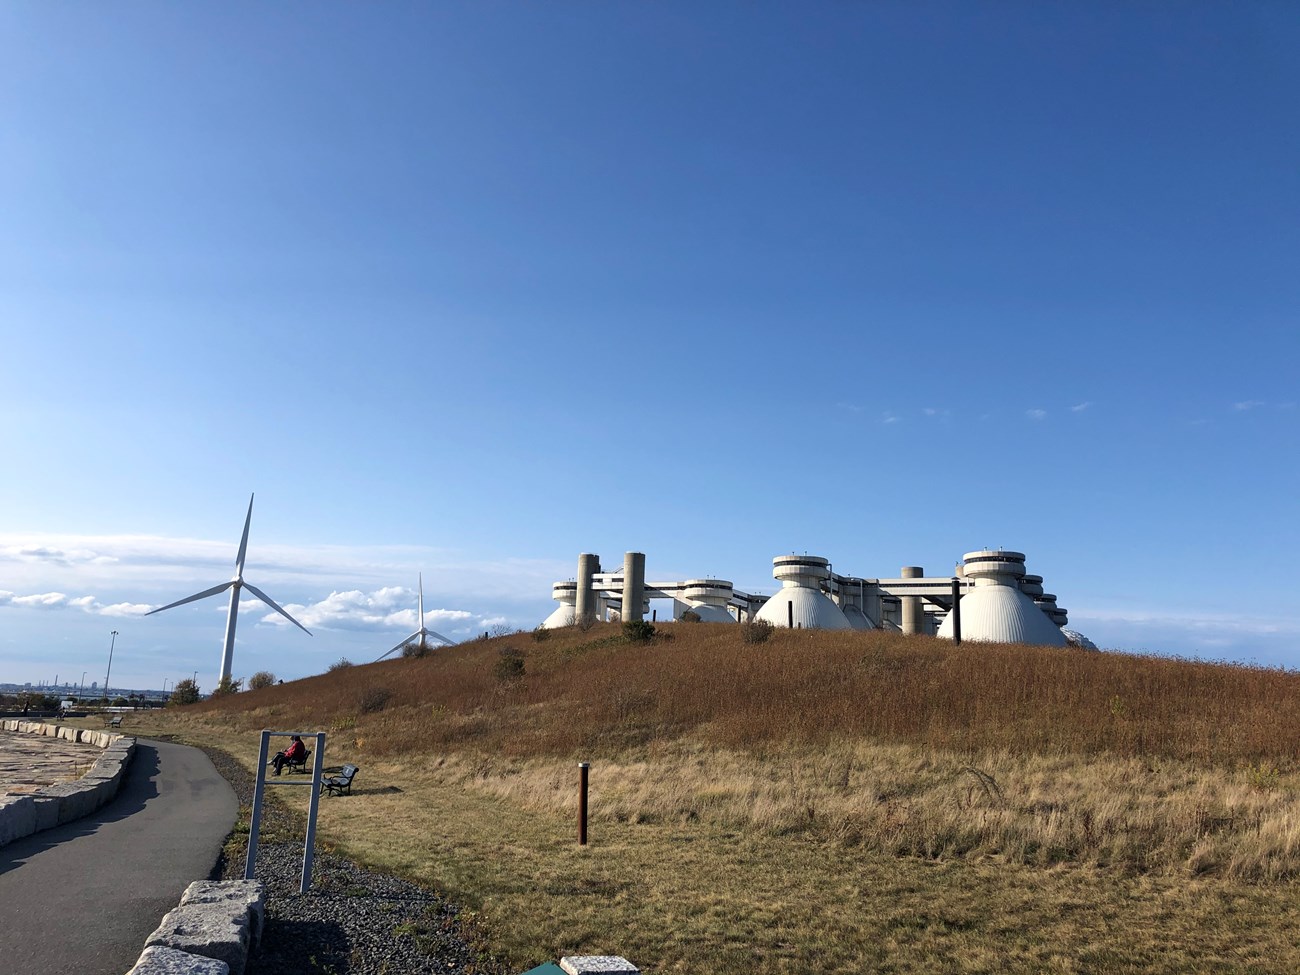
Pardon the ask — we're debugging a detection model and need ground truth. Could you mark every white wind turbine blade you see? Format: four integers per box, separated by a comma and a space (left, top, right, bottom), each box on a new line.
374, 629, 422, 662
425, 629, 456, 646
418, 573, 424, 631
243, 582, 312, 635
234, 494, 255, 578
146, 581, 236, 615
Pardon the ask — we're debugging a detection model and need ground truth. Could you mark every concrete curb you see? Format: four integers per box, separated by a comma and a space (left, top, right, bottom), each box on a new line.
0, 720, 136, 848
127, 880, 265, 975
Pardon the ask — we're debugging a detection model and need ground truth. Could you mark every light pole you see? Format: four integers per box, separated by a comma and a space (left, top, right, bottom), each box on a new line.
104, 630, 118, 701
79, 671, 87, 697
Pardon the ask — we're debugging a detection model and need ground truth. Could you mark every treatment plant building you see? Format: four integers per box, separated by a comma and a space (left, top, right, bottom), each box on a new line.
541, 549, 1091, 648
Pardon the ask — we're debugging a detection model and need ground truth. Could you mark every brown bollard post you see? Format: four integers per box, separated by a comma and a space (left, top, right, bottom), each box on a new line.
951, 577, 962, 645
787, 600, 793, 629
578, 762, 590, 845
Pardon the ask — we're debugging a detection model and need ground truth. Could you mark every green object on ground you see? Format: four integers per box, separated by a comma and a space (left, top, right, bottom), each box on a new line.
518, 964, 566, 975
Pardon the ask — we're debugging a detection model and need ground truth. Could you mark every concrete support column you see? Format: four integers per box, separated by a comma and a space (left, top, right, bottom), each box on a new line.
862, 585, 882, 629
621, 552, 646, 623
901, 566, 924, 635
575, 553, 600, 625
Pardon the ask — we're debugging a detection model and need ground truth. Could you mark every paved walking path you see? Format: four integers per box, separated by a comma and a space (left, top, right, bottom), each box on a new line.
0, 739, 238, 975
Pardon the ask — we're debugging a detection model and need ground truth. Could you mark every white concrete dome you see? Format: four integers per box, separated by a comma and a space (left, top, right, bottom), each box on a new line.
840, 603, 874, 630
1062, 628, 1099, 650
540, 582, 578, 629
937, 550, 1067, 647
754, 555, 852, 630
681, 580, 736, 623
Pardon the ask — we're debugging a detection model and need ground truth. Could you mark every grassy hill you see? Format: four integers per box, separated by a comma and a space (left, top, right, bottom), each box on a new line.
132, 623, 1300, 973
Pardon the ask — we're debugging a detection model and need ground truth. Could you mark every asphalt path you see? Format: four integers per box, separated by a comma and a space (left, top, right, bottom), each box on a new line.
0, 739, 238, 975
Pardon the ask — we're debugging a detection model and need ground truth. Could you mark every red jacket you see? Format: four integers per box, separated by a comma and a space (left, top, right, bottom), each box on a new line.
284, 738, 306, 761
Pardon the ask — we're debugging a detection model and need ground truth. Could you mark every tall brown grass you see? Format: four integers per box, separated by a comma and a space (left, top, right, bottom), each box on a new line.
199, 623, 1300, 764
177, 624, 1300, 879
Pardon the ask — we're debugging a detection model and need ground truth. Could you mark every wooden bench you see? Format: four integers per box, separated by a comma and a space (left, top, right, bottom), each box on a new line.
320, 764, 358, 797
285, 749, 311, 774
106, 715, 123, 729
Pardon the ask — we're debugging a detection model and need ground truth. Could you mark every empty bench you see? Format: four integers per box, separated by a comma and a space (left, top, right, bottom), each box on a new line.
106, 715, 123, 729
320, 764, 358, 797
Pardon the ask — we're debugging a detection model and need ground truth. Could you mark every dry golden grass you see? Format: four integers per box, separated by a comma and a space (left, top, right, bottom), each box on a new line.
120, 624, 1300, 972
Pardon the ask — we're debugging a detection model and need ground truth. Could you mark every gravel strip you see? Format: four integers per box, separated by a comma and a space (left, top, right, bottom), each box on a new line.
190, 741, 510, 975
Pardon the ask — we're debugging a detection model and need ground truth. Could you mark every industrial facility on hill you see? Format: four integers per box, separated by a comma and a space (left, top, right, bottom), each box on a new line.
541, 549, 1096, 649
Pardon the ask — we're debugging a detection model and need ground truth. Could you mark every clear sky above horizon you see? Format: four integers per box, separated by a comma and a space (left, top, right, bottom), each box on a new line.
2, 3, 1297, 690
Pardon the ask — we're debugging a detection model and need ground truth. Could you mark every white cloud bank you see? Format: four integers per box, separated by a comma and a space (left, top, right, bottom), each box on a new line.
259, 587, 477, 633
0, 590, 153, 617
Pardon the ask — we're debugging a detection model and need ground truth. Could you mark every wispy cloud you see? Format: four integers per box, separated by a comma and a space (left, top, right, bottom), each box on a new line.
0, 590, 152, 616
921, 407, 951, 418
880, 411, 900, 425
1233, 400, 1267, 411
1, 544, 118, 566
1026, 408, 1047, 421
1070, 402, 1092, 412
260, 586, 477, 633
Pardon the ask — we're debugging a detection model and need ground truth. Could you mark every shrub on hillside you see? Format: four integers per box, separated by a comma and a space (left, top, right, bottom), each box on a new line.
211, 676, 242, 696
740, 618, 774, 644
248, 671, 276, 690
531, 625, 552, 642
402, 640, 431, 659
168, 678, 200, 706
358, 685, 393, 713
679, 609, 702, 624
495, 646, 526, 683
623, 619, 656, 642
328, 658, 354, 672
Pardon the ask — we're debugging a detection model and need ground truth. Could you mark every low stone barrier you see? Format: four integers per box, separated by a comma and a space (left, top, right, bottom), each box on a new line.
125, 880, 265, 975
0, 719, 135, 848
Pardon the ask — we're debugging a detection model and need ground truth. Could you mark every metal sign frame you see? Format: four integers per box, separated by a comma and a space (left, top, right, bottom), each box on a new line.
244, 729, 326, 894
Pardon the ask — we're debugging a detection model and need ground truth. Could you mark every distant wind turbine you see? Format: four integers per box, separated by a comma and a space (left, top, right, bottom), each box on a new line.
375, 574, 455, 661
146, 494, 311, 685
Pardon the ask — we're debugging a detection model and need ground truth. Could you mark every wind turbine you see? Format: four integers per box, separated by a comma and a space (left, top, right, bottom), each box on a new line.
146, 494, 311, 685
375, 574, 455, 661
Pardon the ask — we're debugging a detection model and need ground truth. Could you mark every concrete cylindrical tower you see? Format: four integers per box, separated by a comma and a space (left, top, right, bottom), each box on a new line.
900, 566, 924, 635
621, 552, 646, 623
575, 553, 600, 625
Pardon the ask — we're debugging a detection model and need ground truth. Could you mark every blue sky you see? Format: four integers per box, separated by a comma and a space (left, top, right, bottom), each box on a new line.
2, 3, 1297, 690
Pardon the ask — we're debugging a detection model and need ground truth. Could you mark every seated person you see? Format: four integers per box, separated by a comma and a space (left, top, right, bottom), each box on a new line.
272, 735, 306, 776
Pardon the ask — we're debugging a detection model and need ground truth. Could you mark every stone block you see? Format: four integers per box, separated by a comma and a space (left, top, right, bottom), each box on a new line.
93, 754, 124, 775
58, 726, 78, 742
106, 739, 136, 761
126, 945, 231, 975
560, 957, 640, 975
42, 781, 99, 824
79, 771, 120, 804
181, 880, 267, 946
32, 795, 60, 831
42, 723, 60, 737
2, 719, 16, 731
145, 904, 251, 975
0, 795, 38, 847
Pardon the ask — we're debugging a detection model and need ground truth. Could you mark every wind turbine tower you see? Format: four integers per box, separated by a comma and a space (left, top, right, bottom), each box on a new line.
375, 574, 455, 661
146, 494, 311, 684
